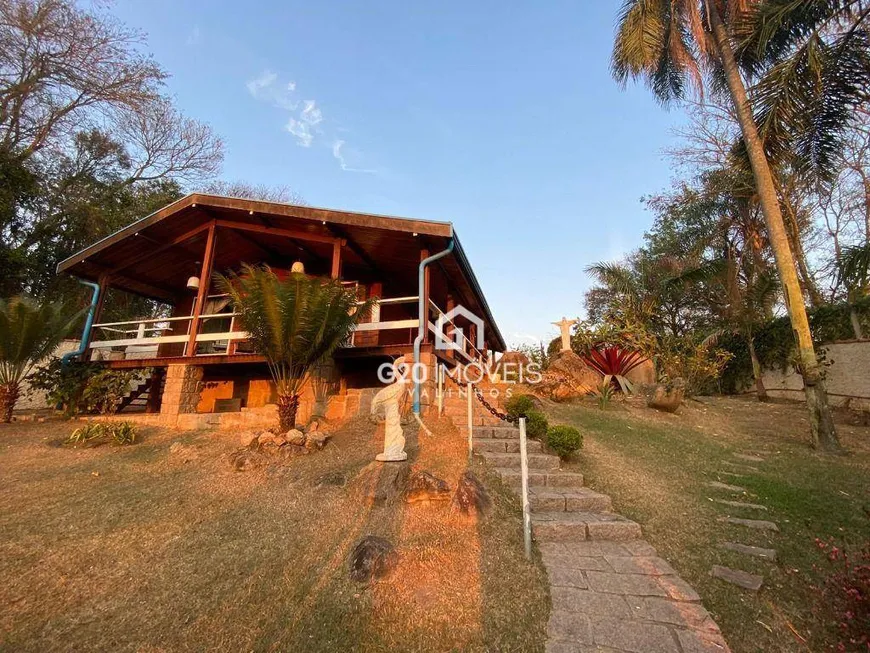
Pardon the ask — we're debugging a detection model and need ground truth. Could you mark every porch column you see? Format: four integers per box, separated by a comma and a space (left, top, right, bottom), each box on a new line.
186, 221, 217, 357
420, 248, 430, 343
331, 239, 343, 279
82, 273, 110, 362
445, 293, 455, 359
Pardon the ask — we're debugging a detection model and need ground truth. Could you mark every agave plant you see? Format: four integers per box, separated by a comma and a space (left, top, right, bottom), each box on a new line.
0, 296, 78, 423
582, 346, 645, 394
216, 265, 375, 431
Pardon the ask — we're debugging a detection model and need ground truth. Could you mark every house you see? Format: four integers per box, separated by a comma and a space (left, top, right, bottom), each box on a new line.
57, 194, 506, 428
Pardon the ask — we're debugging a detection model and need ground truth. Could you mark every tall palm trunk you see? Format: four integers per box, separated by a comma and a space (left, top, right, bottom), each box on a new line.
0, 381, 19, 423
277, 394, 300, 432
707, 3, 841, 451
746, 337, 768, 401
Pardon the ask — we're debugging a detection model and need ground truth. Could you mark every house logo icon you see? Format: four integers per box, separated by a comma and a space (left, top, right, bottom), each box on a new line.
435, 304, 485, 353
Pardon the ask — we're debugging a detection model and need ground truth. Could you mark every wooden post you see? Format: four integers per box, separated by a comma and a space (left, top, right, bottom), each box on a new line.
146, 367, 165, 414
445, 293, 455, 359
519, 417, 532, 559
187, 222, 217, 357
82, 273, 110, 362
420, 248, 430, 343
331, 239, 342, 279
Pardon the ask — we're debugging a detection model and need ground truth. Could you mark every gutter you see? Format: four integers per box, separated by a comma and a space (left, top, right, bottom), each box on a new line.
413, 238, 454, 414
61, 280, 101, 366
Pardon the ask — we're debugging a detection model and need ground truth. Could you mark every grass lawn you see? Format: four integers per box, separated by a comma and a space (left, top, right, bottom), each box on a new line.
0, 416, 549, 652
548, 395, 870, 653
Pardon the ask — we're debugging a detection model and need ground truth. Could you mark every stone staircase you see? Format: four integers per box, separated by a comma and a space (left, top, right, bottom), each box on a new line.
462, 424, 642, 542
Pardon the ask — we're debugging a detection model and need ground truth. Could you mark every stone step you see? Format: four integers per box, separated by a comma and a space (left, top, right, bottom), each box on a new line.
480, 450, 560, 470
718, 516, 779, 532
473, 438, 543, 454
458, 425, 521, 439
710, 565, 763, 591
532, 511, 642, 542
494, 468, 585, 489
529, 487, 612, 513
720, 541, 777, 561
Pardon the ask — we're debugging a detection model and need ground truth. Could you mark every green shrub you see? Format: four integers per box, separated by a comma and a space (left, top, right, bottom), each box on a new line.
65, 421, 137, 447
505, 393, 536, 420
524, 410, 549, 440
546, 425, 583, 460
30, 360, 137, 416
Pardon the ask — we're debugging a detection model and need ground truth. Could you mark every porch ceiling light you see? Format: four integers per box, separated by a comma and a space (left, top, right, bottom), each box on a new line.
186, 275, 201, 291
291, 260, 305, 274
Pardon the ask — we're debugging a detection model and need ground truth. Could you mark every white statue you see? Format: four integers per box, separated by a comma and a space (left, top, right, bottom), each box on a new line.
552, 316, 578, 352
371, 373, 408, 462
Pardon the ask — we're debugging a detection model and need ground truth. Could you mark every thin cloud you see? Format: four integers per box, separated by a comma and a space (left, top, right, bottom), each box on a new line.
332, 139, 377, 174
247, 70, 376, 169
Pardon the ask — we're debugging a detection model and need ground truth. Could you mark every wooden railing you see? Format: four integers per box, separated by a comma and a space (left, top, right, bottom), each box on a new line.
89, 295, 425, 359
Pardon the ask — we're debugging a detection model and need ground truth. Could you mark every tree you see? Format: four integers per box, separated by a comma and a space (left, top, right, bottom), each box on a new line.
216, 265, 374, 431
0, 296, 77, 422
612, 0, 844, 450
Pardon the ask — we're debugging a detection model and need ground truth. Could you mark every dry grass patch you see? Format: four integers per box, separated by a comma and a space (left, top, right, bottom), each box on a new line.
0, 414, 548, 652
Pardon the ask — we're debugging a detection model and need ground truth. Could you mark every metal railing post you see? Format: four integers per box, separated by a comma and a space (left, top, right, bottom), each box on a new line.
466, 381, 473, 464
519, 417, 532, 560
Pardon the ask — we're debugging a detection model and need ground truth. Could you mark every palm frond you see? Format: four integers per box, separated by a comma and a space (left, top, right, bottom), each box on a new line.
215, 266, 374, 396
0, 296, 78, 386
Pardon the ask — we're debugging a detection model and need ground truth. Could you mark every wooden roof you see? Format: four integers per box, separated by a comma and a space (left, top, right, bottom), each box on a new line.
57, 193, 506, 350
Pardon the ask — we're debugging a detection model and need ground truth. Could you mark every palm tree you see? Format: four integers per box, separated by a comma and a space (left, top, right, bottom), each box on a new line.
216, 265, 374, 431
0, 297, 78, 423
839, 242, 870, 339
612, 0, 843, 450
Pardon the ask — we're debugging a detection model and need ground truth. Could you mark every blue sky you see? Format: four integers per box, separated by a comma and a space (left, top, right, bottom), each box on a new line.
113, 0, 686, 346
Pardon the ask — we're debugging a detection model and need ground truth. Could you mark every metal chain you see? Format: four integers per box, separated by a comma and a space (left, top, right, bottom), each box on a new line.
442, 366, 518, 424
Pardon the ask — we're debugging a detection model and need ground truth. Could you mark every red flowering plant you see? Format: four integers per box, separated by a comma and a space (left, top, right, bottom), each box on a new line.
813, 537, 870, 651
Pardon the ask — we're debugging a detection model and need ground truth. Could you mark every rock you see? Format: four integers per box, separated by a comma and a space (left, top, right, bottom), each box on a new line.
548, 351, 601, 391
720, 541, 777, 561
624, 358, 655, 385
231, 449, 266, 471
493, 350, 530, 382
168, 442, 198, 462
239, 431, 259, 448
405, 470, 451, 503
718, 517, 779, 532
305, 431, 330, 450
645, 379, 685, 413
452, 471, 491, 516
257, 430, 285, 446
710, 565, 763, 591
360, 460, 410, 506
306, 420, 321, 433
348, 535, 397, 583
285, 429, 306, 446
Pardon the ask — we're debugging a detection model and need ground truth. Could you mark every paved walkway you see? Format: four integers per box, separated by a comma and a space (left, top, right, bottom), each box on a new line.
445, 398, 731, 653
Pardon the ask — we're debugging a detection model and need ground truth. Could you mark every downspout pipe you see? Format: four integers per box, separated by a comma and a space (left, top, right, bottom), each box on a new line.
413, 238, 454, 415
61, 279, 101, 367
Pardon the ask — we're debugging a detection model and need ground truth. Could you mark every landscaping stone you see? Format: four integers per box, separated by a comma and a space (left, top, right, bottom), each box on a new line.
348, 535, 397, 583
547, 611, 593, 645
404, 470, 451, 503
285, 429, 305, 446
707, 481, 746, 493
720, 541, 777, 561
718, 517, 779, 531
360, 460, 410, 506
550, 587, 632, 617
452, 470, 491, 516
230, 448, 266, 471
712, 499, 768, 511
656, 575, 701, 602
603, 555, 676, 576
585, 571, 668, 597
304, 431, 330, 450
710, 565, 763, 591
645, 379, 685, 413
548, 566, 589, 589
239, 431, 259, 448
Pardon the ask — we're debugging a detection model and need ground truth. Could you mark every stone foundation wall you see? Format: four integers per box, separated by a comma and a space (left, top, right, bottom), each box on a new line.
160, 365, 204, 418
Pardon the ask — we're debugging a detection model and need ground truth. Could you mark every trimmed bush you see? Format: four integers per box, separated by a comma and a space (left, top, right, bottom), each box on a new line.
546, 425, 583, 460
505, 393, 536, 420
524, 410, 549, 440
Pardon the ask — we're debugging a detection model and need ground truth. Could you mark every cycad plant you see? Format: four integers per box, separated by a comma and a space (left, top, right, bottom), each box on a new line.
0, 296, 78, 423
216, 265, 374, 431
